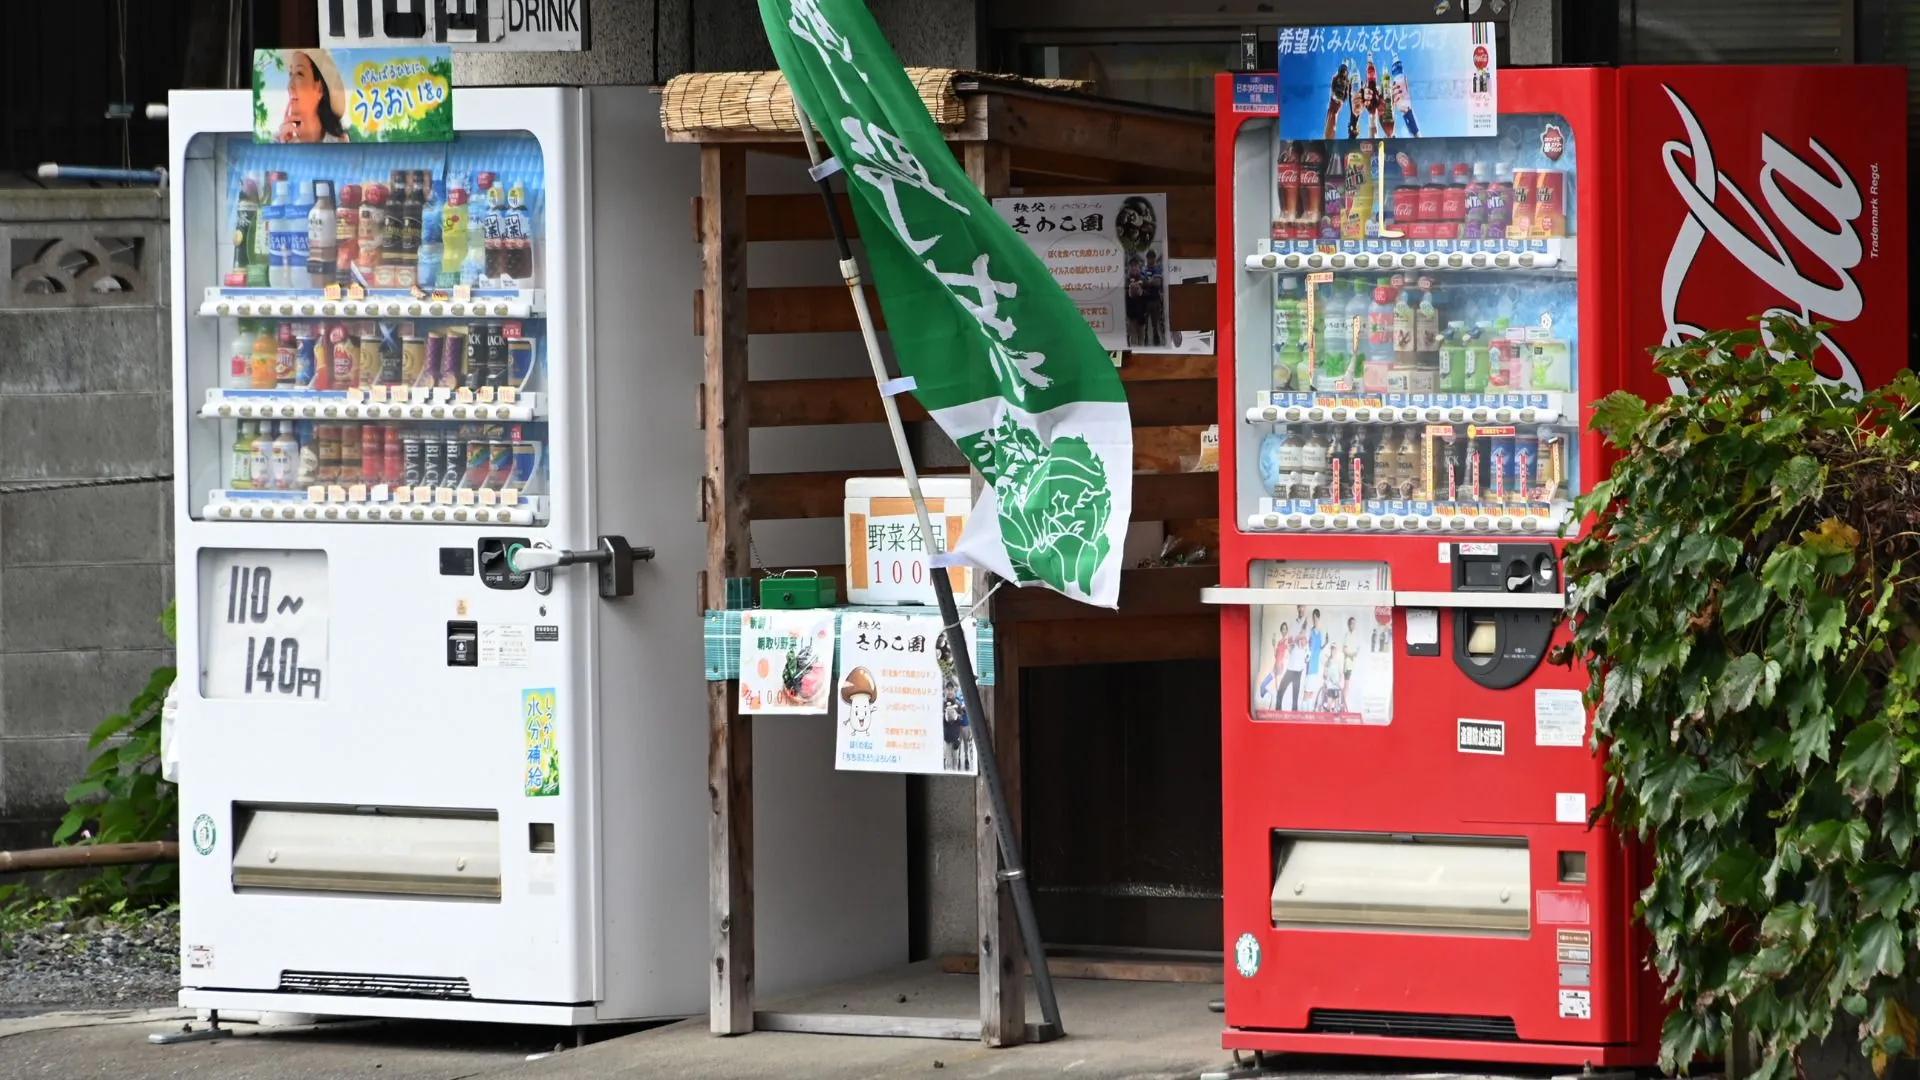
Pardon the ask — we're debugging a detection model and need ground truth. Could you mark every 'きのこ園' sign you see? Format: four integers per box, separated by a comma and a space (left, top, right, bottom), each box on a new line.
834, 613, 980, 776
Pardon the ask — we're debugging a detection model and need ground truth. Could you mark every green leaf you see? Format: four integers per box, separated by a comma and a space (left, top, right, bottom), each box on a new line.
1848, 916, 1906, 984
1837, 721, 1900, 800
1762, 545, 1816, 599
1721, 573, 1769, 630
1771, 454, 1827, 507
1799, 819, 1871, 866
1590, 391, 1651, 446
1715, 653, 1769, 716
1850, 864, 1912, 919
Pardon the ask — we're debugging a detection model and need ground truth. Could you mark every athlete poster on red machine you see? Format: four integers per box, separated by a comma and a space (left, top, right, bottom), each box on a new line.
1250, 561, 1393, 724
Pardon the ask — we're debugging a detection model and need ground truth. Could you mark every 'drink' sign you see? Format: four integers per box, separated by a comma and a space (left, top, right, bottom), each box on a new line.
320, 0, 588, 52
201, 549, 330, 701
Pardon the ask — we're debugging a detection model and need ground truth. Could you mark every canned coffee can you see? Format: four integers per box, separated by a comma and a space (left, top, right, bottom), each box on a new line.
486, 439, 512, 488
421, 433, 444, 488
507, 338, 535, 388
401, 335, 428, 386
383, 425, 404, 486
316, 425, 341, 484
339, 423, 362, 481
463, 439, 492, 488
463, 327, 485, 391
440, 330, 465, 388
484, 322, 508, 388
360, 425, 381, 484
402, 433, 424, 486
331, 337, 357, 389
510, 441, 540, 488
358, 336, 384, 387
275, 343, 298, 387
441, 431, 463, 487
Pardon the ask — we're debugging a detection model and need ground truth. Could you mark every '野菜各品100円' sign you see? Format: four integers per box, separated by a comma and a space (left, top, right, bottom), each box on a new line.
254, 48, 453, 144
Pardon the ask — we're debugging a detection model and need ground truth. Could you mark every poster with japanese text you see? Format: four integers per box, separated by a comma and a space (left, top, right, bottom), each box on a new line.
1251, 561, 1394, 725
738, 610, 836, 715
253, 47, 453, 143
992, 194, 1169, 353
835, 613, 980, 776
1274, 23, 1496, 141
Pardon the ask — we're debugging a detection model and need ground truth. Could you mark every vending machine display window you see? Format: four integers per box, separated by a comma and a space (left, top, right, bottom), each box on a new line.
183, 131, 551, 528
1231, 115, 1582, 537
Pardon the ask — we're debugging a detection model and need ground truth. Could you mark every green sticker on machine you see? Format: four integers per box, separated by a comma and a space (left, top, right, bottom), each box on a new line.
523, 687, 560, 797
1234, 932, 1261, 978
191, 813, 218, 856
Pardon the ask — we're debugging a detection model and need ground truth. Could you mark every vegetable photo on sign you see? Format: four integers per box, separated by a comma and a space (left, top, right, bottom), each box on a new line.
760, 0, 1134, 608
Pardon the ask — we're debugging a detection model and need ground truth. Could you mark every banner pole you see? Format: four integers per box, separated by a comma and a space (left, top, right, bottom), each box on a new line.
791, 104, 1064, 1039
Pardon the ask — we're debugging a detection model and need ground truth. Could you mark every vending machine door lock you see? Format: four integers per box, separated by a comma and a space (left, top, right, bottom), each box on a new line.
1451, 542, 1558, 689
507, 537, 654, 599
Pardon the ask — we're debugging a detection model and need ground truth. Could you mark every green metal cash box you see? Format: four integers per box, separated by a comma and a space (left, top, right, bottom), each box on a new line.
758, 570, 838, 609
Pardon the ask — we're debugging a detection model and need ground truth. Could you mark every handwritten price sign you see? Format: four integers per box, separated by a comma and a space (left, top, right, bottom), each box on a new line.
202, 549, 330, 701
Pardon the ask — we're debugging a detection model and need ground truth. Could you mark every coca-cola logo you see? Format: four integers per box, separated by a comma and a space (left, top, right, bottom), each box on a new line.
1473, 45, 1489, 71
1658, 85, 1867, 395
1540, 124, 1566, 162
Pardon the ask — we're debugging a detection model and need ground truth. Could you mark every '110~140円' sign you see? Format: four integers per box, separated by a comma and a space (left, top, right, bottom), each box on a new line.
202, 549, 330, 700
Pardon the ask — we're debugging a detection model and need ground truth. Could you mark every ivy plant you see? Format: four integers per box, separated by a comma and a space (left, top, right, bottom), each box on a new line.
50, 602, 178, 907
1563, 318, 1920, 1078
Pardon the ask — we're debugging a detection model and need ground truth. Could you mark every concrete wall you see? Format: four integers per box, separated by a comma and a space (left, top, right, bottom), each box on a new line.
453, 0, 982, 86
0, 188, 174, 851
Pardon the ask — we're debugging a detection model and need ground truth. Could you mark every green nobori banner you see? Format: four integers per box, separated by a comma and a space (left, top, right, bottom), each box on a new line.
254, 48, 453, 144
758, 0, 1134, 608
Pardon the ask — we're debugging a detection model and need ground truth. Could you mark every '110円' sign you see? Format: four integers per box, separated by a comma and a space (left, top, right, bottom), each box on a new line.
202, 550, 331, 701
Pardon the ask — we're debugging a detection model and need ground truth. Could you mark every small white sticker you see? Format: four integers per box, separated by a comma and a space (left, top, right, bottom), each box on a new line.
186, 945, 214, 970
1234, 932, 1261, 978
1406, 609, 1439, 646
1458, 719, 1506, 755
1558, 989, 1592, 1019
1556, 792, 1586, 823
1438, 543, 1452, 563
1459, 542, 1498, 555
479, 624, 532, 669
1535, 689, 1586, 747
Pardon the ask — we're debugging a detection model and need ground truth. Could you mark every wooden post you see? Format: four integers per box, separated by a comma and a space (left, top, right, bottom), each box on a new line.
963, 141, 1027, 1048
702, 145, 754, 1036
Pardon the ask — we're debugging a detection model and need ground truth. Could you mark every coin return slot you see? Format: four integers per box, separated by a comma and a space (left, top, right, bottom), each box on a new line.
529, 823, 555, 854
1558, 851, 1587, 884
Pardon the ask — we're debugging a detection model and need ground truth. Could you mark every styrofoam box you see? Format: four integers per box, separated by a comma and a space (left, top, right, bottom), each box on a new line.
844, 476, 974, 606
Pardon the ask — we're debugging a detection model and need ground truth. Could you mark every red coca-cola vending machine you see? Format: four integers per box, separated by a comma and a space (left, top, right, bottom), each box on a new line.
1210, 59, 1905, 1067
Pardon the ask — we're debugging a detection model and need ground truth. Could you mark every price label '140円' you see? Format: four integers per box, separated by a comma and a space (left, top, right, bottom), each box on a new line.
201, 549, 330, 701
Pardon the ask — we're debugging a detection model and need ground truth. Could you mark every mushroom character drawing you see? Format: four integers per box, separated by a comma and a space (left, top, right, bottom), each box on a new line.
840, 666, 879, 734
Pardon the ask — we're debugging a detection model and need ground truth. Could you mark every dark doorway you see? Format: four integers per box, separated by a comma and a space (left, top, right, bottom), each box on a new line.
1022, 659, 1223, 955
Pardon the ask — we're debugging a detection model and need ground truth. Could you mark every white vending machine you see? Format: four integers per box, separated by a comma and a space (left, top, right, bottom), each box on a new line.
166, 86, 906, 1025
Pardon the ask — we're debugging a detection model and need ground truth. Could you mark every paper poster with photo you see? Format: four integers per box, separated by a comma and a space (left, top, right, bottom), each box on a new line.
738, 610, 836, 715
992, 193, 1172, 353
1273, 23, 1497, 141
253, 48, 453, 144
1250, 561, 1394, 725
835, 613, 979, 776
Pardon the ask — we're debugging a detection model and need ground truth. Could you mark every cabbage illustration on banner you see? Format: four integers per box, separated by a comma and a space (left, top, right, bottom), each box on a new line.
758, 0, 1134, 607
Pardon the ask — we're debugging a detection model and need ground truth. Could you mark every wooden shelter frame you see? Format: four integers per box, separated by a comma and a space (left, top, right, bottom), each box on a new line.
665, 69, 1217, 1045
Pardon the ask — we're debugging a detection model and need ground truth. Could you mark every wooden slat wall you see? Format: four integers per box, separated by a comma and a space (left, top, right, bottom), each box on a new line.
692, 180, 1220, 665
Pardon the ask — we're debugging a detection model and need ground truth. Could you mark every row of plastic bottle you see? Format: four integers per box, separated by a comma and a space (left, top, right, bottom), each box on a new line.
1271, 276, 1570, 396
